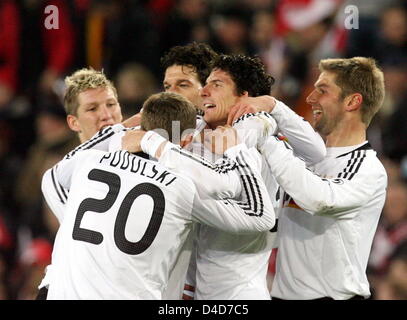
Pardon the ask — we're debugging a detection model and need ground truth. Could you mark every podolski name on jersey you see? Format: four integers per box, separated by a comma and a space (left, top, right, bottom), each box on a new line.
100, 151, 177, 186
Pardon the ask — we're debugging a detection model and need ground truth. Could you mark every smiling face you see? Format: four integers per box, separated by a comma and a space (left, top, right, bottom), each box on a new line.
67, 87, 122, 142
201, 69, 244, 129
306, 71, 346, 137
163, 65, 204, 112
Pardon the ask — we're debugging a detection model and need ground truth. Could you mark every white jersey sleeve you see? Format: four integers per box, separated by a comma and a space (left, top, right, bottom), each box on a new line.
258, 137, 387, 218
270, 100, 326, 164
158, 143, 245, 199
157, 142, 275, 232
41, 168, 69, 223
64, 124, 125, 159
232, 112, 278, 149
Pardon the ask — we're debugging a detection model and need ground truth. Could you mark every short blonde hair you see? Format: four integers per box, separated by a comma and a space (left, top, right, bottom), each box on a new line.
319, 57, 385, 126
64, 68, 118, 115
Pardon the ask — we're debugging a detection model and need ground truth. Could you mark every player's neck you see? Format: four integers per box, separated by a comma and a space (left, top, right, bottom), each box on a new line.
325, 121, 366, 148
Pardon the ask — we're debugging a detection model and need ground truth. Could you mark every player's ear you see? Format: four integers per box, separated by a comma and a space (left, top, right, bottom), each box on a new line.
345, 93, 363, 112
67, 114, 81, 133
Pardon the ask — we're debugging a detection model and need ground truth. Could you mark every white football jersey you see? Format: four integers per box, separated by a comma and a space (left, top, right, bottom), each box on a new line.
45, 145, 275, 300
259, 138, 387, 299
165, 101, 326, 300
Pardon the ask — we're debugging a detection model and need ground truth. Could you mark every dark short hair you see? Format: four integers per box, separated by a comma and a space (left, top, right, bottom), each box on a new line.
160, 42, 218, 86
211, 54, 275, 97
141, 92, 197, 143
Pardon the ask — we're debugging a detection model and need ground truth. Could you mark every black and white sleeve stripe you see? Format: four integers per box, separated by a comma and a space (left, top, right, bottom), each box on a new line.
232, 111, 274, 126
65, 126, 115, 159
51, 166, 68, 204
170, 146, 265, 217
170, 146, 238, 174
338, 150, 367, 180
234, 152, 264, 217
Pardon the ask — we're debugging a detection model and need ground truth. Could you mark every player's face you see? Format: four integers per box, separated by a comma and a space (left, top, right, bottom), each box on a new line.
68, 87, 122, 142
163, 65, 204, 112
306, 71, 345, 137
201, 69, 242, 129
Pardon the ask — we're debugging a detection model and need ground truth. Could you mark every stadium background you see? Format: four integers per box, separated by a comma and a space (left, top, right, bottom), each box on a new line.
0, 0, 406, 300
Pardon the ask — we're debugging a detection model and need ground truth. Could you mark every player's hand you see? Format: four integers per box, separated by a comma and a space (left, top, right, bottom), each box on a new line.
122, 112, 142, 128
227, 96, 276, 125
122, 129, 146, 153
204, 125, 239, 155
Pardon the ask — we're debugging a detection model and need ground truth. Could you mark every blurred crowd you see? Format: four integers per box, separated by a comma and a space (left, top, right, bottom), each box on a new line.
0, 0, 406, 300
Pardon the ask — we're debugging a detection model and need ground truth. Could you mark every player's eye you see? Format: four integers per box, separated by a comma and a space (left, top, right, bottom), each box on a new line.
179, 82, 190, 88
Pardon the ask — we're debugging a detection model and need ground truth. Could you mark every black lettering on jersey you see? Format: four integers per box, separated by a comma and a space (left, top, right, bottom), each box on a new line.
156, 170, 171, 184
147, 165, 159, 179
72, 169, 120, 244
110, 151, 122, 167
114, 183, 165, 255
131, 157, 142, 173
120, 152, 131, 170
140, 162, 147, 176
99, 153, 112, 163
72, 169, 166, 255
165, 176, 177, 186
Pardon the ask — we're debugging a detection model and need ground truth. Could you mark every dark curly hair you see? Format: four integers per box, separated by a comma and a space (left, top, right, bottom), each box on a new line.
160, 42, 218, 86
211, 54, 275, 97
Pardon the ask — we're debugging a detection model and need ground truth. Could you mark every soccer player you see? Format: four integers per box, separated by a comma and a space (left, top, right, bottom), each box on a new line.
44, 92, 276, 299
130, 54, 326, 299
36, 68, 126, 299
229, 57, 387, 300
161, 42, 218, 115
64, 68, 123, 143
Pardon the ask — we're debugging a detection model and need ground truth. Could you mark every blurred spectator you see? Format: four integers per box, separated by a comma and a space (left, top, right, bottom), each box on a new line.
209, 4, 256, 55
14, 99, 79, 241
250, 10, 288, 99
160, 0, 210, 55
19, 0, 75, 99
13, 238, 52, 300
0, 214, 15, 299
0, 0, 20, 110
376, 63, 407, 159
271, 0, 345, 116
114, 63, 159, 118
344, 0, 401, 59
369, 182, 407, 276
374, 240, 407, 299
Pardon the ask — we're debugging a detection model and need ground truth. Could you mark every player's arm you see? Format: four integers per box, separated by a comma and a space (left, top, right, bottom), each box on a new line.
41, 167, 68, 223
128, 130, 244, 199
190, 146, 276, 233
258, 137, 387, 218
267, 99, 326, 165
229, 96, 326, 165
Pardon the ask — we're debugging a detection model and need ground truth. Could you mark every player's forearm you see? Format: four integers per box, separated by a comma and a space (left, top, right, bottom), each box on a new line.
259, 137, 372, 216
270, 100, 326, 165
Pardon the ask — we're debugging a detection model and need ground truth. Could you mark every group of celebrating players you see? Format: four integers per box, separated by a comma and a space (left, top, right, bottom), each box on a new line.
36, 42, 387, 300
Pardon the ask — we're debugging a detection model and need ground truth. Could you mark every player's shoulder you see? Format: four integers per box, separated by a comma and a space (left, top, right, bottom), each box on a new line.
335, 143, 387, 181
